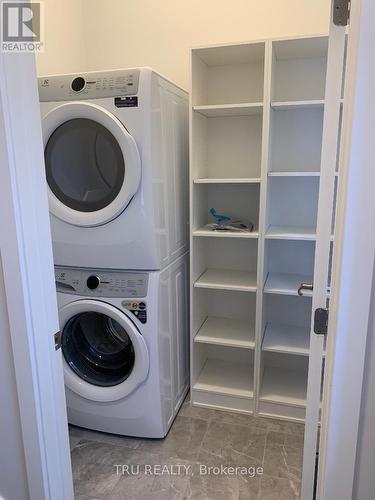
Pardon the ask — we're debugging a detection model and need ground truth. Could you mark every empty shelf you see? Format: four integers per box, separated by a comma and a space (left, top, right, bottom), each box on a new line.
193, 103, 263, 117
268, 171, 320, 177
262, 323, 310, 356
195, 316, 255, 349
193, 177, 261, 184
265, 225, 316, 241
195, 269, 257, 292
194, 358, 253, 398
264, 272, 313, 296
193, 227, 259, 239
271, 100, 324, 110
260, 366, 307, 407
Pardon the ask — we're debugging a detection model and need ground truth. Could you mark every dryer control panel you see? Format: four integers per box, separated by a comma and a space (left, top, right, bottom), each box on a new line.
55, 267, 148, 298
38, 69, 140, 102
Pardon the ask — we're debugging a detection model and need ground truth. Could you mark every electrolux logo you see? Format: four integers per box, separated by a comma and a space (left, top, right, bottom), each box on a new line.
1, 1, 44, 52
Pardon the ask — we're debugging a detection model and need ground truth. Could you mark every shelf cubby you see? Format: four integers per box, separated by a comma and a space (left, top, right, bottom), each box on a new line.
192, 344, 254, 413
259, 352, 308, 421
266, 177, 319, 236
192, 237, 258, 292
192, 288, 256, 349
271, 36, 328, 103
192, 183, 260, 235
191, 111, 263, 180
269, 107, 324, 174
192, 42, 265, 106
262, 294, 312, 356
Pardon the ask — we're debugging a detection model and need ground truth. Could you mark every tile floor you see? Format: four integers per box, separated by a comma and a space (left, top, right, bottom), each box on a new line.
69, 395, 304, 499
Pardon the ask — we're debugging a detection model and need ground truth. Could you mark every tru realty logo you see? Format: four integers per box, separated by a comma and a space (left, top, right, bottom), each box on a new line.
1, 1, 44, 52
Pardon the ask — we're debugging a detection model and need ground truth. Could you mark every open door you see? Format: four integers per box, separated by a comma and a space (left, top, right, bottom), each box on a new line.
301, 1, 348, 499
0, 25, 74, 500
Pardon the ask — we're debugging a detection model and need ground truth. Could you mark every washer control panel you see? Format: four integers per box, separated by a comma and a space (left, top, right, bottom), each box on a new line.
55, 267, 148, 298
39, 69, 140, 102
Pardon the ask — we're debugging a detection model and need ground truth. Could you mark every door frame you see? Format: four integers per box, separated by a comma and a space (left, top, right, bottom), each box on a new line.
0, 31, 74, 500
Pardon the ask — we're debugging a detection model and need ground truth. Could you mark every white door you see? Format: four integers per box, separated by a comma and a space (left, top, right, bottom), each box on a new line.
42, 102, 141, 227
0, 40, 74, 500
301, 1, 348, 499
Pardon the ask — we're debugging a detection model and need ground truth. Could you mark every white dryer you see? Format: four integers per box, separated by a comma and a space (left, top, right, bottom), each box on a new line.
39, 68, 188, 270
56, 253, 189, 438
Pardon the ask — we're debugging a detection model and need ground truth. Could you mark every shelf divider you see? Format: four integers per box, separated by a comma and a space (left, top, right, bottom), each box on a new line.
271, 100, 324, 110
262, 323, 310, 356
194, 316, 255, 349
193, 227, 259, 239
194, 177, 261, 184
264, 272, 314, 296
194, 358, 254, 398
193, 102, 263, 117
194, 269, 257, 292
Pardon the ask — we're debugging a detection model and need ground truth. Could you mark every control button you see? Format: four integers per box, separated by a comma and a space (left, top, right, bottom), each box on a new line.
71, 77, 85, 92
139, 302, 146, 310
87, 275, 100, 290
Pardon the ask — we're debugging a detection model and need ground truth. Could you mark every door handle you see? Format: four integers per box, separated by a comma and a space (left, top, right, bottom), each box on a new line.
298, 282, 313, 296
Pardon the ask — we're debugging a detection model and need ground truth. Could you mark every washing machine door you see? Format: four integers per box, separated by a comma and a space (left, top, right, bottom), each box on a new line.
42, 102, 141, 227
59, 299, 149, 402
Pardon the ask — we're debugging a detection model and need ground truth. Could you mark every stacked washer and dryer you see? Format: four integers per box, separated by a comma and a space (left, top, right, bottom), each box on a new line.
39, 68, 189, 438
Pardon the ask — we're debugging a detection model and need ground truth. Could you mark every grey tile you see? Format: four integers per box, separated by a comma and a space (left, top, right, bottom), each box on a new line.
262, 441, 303, 483
69, 424, 141, 450
263, 443, 289, 478
208, 410, 259, 428
108, 453, 193, 500
70, 396, 303, 500
284, 431, 305, 448
137, 416, 209, 461
71, 440, 134, 472
107, 471, 154, 500
258, 474, 300, 499
198, 421, 266, 468
73, 462, 121, 498
265, 431, 286, 446
184, 472, 240, 500
69, 433, 83, 452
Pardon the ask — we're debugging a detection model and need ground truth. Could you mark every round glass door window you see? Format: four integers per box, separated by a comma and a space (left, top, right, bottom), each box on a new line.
62, 311, 135, 387
44, 118, 125, 213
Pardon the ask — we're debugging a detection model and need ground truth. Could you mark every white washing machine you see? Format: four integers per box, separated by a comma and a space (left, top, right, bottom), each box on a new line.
39, 68, 188, 270
55, 253, 189, 438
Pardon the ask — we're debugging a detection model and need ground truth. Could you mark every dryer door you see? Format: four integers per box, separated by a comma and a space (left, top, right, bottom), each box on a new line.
59, 299, 149, 402
43, 102, 141, 227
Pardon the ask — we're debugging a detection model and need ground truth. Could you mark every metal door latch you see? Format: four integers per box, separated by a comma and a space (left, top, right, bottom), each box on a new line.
314, 308, 329, 335
54, 331, 62, 351
298, 283, 313, 296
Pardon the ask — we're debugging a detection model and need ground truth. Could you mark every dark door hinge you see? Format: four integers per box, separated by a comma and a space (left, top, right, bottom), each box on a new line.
314, 308, 329, 335
333, 0, 350, 26
54, 330, 62, 350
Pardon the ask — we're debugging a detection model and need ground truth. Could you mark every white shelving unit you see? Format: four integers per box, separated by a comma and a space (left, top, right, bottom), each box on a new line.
190, 35, 331, 422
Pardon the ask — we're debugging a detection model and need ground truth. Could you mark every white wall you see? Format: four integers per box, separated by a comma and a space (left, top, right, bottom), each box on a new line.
36, 0, 330, 89
36, 0, 86, 76
0, 259, 29, 500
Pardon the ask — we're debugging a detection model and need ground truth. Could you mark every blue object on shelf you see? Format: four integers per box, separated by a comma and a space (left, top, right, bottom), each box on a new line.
209, 208, 230, 224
